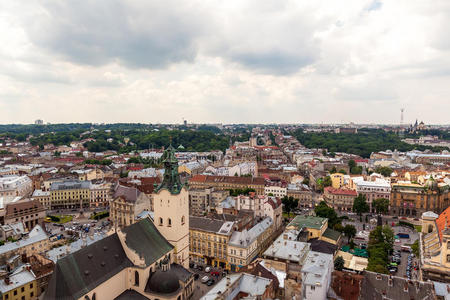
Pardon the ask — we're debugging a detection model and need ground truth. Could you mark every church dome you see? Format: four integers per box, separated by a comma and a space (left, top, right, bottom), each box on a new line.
146, 268, 180, 295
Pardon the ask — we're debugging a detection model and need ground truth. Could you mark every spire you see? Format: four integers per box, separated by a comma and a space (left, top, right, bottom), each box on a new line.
154, 144, 184, 194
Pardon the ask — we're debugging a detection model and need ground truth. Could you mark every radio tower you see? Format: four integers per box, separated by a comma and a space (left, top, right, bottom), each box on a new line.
400, 108, 404, 126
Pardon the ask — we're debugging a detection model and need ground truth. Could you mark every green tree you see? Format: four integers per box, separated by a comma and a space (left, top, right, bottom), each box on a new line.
373, 198, 389, 215
348, 160, 356, 169
338, 169, 347, 175
315, 201, 340, 228
343, 224, 357, 242
353, 194, 369, 218
334, 223, 344, 233
411, 239, 420, 257
375, 166, 393, 177
323, 176, 332, 188
334, 256, 345, 271
330, 166, 337, 174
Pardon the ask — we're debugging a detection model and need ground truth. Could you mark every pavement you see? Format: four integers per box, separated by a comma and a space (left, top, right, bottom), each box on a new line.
189, 265, 225, 300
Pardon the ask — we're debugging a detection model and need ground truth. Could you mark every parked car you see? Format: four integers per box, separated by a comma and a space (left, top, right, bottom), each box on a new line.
206, 279, 215, 286
194, 274, 200, 280
189, 262, 194, 268
201, 276, 209, 283
197, 265, 203, 271
211, 271, 220, 276
205, 267, 211, 273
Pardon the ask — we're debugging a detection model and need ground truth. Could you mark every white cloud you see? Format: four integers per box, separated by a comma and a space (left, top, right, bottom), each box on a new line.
0, 0, 449, 124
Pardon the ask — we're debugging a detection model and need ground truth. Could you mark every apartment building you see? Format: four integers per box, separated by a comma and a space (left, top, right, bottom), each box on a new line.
4, 199, 46, 231
323, 187, 357, 212
352, 175, 391, 212
188, 188, 228, 216
189, 216, 234, 268
264, 185, 287, 198
189, 175, 265, 195
89, 182, 112, 208
48, 180, 92, 210
109, 185, 151, 228
0, 175, 32, 201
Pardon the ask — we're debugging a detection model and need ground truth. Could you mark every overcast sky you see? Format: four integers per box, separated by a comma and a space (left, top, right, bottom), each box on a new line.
1, 0, 449, 124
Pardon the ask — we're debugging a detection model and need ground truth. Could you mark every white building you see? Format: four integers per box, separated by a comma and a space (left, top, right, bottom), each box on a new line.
264, 185, 287, 198
352, 175, 391, 212
301, 251, 333, 300
0, 175, 32, 202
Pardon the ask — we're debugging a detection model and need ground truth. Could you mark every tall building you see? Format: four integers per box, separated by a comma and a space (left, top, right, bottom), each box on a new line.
153, 145, 190, 268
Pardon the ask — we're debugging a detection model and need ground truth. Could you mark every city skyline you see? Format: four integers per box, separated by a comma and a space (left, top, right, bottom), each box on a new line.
1, 0, 449, 124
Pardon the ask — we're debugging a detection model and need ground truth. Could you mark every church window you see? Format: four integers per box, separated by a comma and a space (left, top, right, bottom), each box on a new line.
159, 217, 163, 226
168, 218, 172, 227
134, 271, 139, 286
181, 216, 185, 225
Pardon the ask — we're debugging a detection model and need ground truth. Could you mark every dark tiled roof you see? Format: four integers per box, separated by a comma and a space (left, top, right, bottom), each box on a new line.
189, 216, 228, 233
114, 290, 150, 300
308, 238, 338, 255
322, 228, 342, 241
45, 234, 133, 300
361, 271, 436, 300
122, 218, 174, 266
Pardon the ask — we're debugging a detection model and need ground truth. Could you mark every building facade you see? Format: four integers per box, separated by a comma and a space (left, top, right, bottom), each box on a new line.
189, 175, 265, 195
4, 199, 46, 231
323, 187, 357, 212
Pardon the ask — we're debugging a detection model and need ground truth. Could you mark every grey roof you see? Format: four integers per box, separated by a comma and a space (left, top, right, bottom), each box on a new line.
263, 233, 310, 262
189, 216, 234, 235
301, 251, 333, 287
50, 180, 91, 191
0, 225, 47, 255
229, 218, 272, 248
322, 228, 341, 241
308, 238, 338, 255
361, 271, 436, 300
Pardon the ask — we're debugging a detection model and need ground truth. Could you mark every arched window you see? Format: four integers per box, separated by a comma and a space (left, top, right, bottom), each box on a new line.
168, 218, 172, 227
159, 217, 163, 226
181, 216, 185, 225
134, 271, 139, 286
92, 293, 96, 300
84, 296, 90, 300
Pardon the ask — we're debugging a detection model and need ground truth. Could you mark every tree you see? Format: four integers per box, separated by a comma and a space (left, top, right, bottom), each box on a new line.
343, 224, 357, 242
338, 169, 347, 174
373, 198, 389, 215
411, 239, 420, 257
353, 194, 369, 218
315, 201, 340, 228
330, 166, 337, 174
334, 223, 344, 233
282, 196, 297, 217
323, 176, 332, 187
348, 160, 356, 169
375, 166, 393, 177
334, 256, 345, 271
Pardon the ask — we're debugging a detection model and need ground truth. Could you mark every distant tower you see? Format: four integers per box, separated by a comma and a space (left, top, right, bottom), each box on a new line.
400, 108, 404, 126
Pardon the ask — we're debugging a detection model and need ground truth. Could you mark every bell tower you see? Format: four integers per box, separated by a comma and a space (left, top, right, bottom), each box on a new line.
153, 145, 189, 268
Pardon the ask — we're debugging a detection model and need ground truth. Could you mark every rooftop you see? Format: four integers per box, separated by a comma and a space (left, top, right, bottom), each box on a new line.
263, 234, 310, 262
287, 215, 327, 230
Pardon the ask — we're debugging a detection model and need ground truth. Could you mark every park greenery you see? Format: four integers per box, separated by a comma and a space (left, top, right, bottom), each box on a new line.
90, 211, 110, 220
292, 128, 449, 158
228, 188, 256, 197
348, 160, 363, 175
316, 176, 332, 192
334, 256, 345, 271
314, 201, 344, 229
367, 225, 395, 274
373, 198, 390, 215
343, 224, 357, 242
374, 166, 393, 177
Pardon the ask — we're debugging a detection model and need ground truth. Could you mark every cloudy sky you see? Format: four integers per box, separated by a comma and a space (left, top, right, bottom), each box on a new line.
1, 0, 449, 124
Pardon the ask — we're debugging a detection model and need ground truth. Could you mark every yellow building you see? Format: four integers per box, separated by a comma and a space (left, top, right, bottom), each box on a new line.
48, 180, 91, 210
286, 215, 342, 245
0, 266, 38, 300
189, 216, 233, 269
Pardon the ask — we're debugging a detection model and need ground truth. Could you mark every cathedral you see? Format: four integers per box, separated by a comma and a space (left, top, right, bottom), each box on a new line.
45, 145, 193, 300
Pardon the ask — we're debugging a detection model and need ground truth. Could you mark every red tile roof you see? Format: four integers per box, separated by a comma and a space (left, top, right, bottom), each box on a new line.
436, 206, 450, 241
325, 186, 357, 196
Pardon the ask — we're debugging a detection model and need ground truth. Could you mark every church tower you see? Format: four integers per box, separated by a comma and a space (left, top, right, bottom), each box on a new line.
153, 145, 189, 268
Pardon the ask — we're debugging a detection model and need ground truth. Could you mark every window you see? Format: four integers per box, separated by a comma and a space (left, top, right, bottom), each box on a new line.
134, 271, 139, 286
21, 297, 25, 300
181, 215, 185, 225
21, 287, 25, 292
29, 283, 33, 289
159, 217, 163, 226
14, 290, 17, 296
168, 218, 172, 227
30, 292, 34, 297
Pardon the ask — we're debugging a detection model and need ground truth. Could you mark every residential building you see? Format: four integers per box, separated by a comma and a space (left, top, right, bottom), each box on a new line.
0, 222, 25, 241
330, 173, 354, 189
189, 216, 234, 268
200, 273, 276, 300
89, 182, 112, 208
390, 180, 450, 216
323, 187, 357, 212
44, 218, 194, 300
0, 175, 32, 201
0, 264, 38, 300
31, 189, 51, 210
352, 175, 391, 212
110, 185, 150, 229
236, 194, 266, 217
189, 175, 266, 195
188, 188, 228, 216
4, 199, 46, 231
360, 271, 437, 300
48, 179, 92, 210
153, 145, 190, 268
301, 251, 333, 300
264, 185, 287, 198
228, 218, 273, 272
420, 209, 450, 283
0, 225, 49, 265
286, 215, 342, 245
263, 197, 283, 231
287, 184, 314, 208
